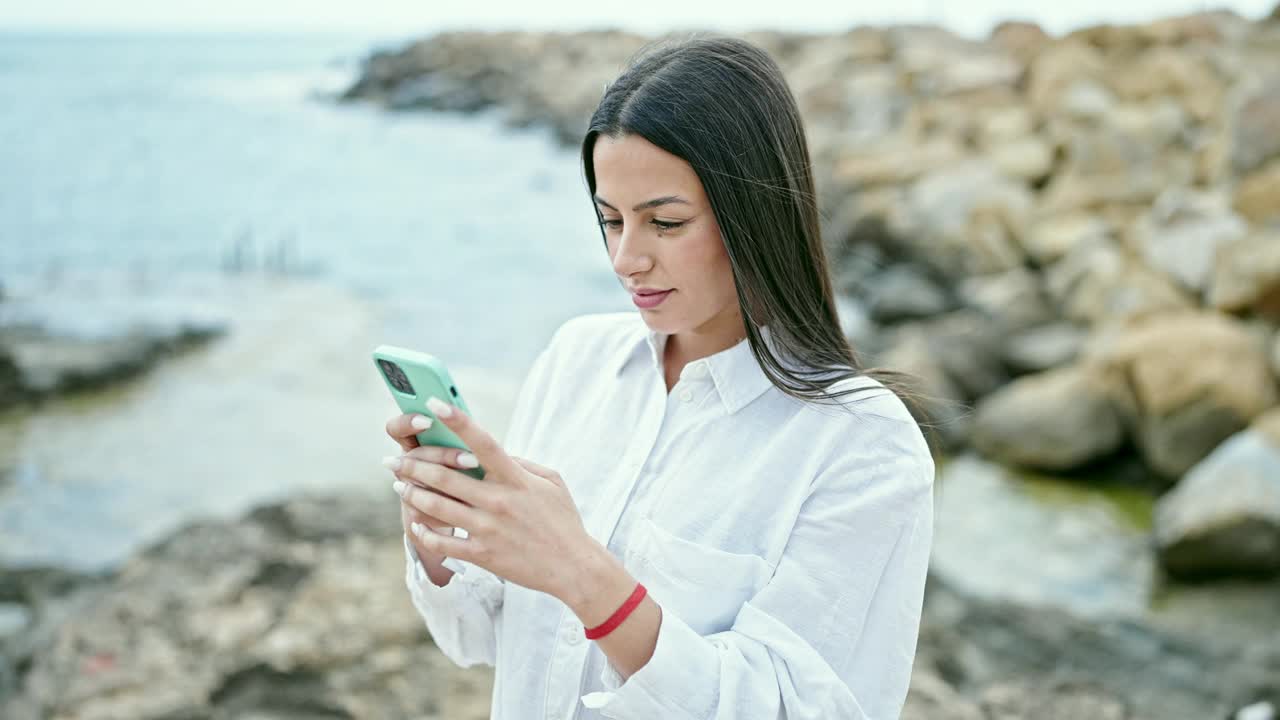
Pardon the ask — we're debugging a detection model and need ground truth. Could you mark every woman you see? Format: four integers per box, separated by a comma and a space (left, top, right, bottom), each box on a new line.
384, 33, 937, 719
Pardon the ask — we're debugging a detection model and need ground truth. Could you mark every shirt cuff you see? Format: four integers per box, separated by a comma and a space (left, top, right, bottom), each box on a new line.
579, 604, 721, 717
402, 532, 503, 614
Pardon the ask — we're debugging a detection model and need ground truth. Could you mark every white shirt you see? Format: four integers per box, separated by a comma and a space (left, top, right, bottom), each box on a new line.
403, 311, 935, 719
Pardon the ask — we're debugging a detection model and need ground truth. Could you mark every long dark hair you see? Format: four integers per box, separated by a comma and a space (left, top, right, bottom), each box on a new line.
580, 33, 945, 451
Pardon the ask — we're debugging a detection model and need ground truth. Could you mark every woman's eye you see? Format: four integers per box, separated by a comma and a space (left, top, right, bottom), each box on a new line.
597, 218, 685, 231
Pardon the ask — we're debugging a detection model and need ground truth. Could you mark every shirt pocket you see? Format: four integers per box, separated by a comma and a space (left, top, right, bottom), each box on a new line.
625, 514, 775, 636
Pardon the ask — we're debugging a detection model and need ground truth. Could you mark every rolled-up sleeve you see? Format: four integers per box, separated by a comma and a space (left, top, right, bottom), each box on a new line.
579, 419, 936, 719
403, 533, 505, 667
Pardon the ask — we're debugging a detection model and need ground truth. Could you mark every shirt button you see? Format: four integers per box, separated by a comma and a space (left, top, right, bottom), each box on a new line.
679, 388, 693, 402
692, 363, 708, 378
565, 623, 583, 646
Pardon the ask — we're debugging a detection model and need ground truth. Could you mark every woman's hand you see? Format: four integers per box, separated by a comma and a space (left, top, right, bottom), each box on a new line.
390, 396, 600, 602
385, 412, 456, 536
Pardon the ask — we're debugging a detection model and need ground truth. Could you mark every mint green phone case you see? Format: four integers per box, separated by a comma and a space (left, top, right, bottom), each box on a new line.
372, 344, 486, 481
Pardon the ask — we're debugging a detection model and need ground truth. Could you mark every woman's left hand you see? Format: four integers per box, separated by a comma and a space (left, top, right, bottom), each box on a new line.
390, 396, 600, 602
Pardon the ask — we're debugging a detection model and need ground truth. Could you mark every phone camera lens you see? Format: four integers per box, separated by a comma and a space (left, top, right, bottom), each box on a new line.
379, 359, 415, 395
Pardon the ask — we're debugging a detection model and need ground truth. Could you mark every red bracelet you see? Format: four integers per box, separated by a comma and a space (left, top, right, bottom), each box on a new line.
584, 581, 647, 640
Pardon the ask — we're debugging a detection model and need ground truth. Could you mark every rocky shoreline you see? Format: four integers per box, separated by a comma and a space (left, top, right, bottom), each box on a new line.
1, 493, 1275, 720
339, 12, 1280, 583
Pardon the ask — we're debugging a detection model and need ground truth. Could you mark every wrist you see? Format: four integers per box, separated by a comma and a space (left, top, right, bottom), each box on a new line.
562, 536, 635, 627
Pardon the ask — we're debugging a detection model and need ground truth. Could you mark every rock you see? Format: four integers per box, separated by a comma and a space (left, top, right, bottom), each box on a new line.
987, 21, 1050, 65
917, 310, 1011, 402
977, 681, 1130, 720
5, 490, 1279, 719
862, 264, 954, 323
1083, 311, 1279, 478
901, 669, 985, 720
1233, 159, 1280, 226
0, 495, 492, 720
1025, 42, 1108, 121
0, 321, 225, 409
1232, 77, 1280, 175
958, 267, 1056, 334
990, 136, 1055, 183
1021, 214, 1112, 266
831, 136, 965, 190
1208, 232, 1280, 318
1130, 188, 1250, 295
876, 325, 972, 451
1153, 409, 1280, 579
1059, 80, 1116, 122
902, 159, 1034, 279
971, 364, 1126, 472
934, 51, 1023, 97
1003, 322, 1087, 374
1109, 47, 1223, 123
1038, 100, 1194, 214
916, 571, 1280, 720
1044, 237, 1195, 327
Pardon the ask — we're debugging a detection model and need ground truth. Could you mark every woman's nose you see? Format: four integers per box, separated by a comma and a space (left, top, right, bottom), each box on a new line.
610, 229, 651, 274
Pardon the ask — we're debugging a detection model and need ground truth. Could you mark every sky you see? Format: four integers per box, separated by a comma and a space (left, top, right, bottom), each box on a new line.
1, 0, 1276, 39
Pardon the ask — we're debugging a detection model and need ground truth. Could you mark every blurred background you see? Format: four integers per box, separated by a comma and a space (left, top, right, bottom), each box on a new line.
2, 2, 1279, 719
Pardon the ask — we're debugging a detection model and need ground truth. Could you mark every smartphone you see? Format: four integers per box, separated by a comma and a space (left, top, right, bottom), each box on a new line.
372, 344, 486, 480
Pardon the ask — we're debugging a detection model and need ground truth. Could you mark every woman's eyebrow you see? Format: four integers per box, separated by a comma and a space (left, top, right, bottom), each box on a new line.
593, 194, 691, 211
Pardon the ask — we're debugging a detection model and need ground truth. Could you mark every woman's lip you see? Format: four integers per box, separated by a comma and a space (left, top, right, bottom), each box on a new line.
636, 289, 672, 295
632, 289, 674, 308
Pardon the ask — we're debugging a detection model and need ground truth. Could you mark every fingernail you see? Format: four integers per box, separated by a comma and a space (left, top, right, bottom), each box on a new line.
382, 455, 402, 471
411, 415, 432, 431
457, 452, 479, 468
411, 521, 424, 537
392, 480, 407, 496
426, 396, 453, 418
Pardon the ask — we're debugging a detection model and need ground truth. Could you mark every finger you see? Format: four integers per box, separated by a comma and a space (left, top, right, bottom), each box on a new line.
409, 521, 477, 563
402, 444, 482, 474
398, 455, 493, 509
511, 456, 565, 488
385, 413, 434, 453
425, 395, 522, 485
396, 479, 487, 532
403, 503, 453, 533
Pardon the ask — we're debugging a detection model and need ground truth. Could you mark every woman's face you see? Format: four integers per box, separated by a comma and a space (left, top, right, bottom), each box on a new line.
592, 132, 742, 345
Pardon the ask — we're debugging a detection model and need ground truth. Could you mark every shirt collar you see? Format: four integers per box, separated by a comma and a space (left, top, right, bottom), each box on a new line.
612, 317, 777, 414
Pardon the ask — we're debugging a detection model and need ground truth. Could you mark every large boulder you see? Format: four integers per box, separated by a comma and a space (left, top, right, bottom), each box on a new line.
901, 159, 1034, 279
957, 267, 1057, 334
875, 324, 972, 451
1037, 100, 1194, 215
1082, 311, 1279, 478
1043, 236, 1195, 327
0, 496, 493, 720
1128, 188, 1249, 295
970, 364, 1126, 472
1153, 408, 1280, 579
1002, 322, 1088, 374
